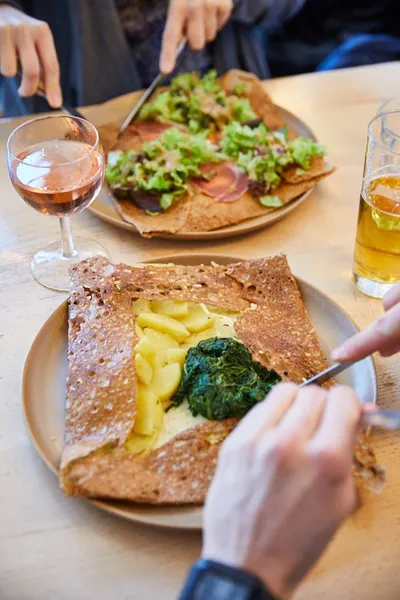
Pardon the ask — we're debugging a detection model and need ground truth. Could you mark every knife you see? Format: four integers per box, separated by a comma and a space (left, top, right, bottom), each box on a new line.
299, 360, 360, 388
299, 360, 400, 430
118, 39, 187, 137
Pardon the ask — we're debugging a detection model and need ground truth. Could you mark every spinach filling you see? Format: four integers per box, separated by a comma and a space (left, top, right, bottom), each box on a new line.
170, 337, 281, 420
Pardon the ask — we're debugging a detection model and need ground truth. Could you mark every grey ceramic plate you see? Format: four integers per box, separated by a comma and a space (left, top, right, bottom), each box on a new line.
22, 254, 376, 530
88, 106, 318, 240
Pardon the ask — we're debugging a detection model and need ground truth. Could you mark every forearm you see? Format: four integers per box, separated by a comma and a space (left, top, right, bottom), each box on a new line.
232, 0, 306, 28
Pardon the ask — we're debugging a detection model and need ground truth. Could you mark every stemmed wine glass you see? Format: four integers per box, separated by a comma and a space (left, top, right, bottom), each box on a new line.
7, 115, 108, 292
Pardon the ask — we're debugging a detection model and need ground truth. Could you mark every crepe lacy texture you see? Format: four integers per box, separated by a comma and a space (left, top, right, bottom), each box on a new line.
66, 261, 137, 455
225, 256, 328, 383
61, 256, 383, 502
61, 420, 236, 503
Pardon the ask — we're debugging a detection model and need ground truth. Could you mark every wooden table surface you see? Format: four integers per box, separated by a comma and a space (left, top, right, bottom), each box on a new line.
1, 62, 400, 600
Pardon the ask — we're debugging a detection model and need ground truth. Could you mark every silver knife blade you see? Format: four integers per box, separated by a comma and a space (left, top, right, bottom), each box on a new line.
298, 359, 400, 431
299, 360, 360, 388
118, 39, 187, 137
118, 71, 165, 137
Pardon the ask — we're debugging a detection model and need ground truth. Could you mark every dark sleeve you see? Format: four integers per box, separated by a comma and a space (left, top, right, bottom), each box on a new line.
0, 1, 33, 12
232, 0, 306, 29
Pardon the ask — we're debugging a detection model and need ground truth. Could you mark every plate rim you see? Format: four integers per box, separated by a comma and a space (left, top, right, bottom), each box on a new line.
22, 253, 377, 530
88, 105, 320, 240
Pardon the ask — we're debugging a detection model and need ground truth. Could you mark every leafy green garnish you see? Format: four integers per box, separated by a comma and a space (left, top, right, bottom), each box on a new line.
105, 127, 223, 212
170, 337, 281, 420
233, 82, 248, 96
220, 122, 326, 195
220, 122, 261, 157
232, 98, 257, 123
139, 70, 256, 133
287, 138, 325, 169
160, 193, 176, 210
259, 195, 283, 208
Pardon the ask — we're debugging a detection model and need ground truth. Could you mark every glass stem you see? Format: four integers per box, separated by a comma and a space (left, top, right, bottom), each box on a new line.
59, 217, 76, 258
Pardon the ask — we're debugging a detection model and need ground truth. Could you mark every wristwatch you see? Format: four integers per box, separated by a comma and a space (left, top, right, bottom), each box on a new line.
178, 559, 280, 600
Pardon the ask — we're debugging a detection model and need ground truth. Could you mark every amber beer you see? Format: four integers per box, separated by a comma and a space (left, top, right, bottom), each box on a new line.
354, 175, 400, 284
353, 111, 400, 297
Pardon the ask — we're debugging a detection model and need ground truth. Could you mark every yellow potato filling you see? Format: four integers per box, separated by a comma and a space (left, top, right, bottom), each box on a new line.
125, 298, 239, 457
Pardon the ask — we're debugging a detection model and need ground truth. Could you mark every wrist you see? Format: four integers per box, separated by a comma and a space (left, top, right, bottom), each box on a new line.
202, 552, 292, 600
180, 558, 282, 600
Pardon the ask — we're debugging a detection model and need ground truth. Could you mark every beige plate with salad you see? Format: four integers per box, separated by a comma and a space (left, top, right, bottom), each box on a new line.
87, 98, 321, 240
22, 254, 376, 530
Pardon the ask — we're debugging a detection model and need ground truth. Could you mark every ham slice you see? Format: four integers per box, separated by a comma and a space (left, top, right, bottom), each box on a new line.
132, 121, 173, 143
193, 162, 248, 203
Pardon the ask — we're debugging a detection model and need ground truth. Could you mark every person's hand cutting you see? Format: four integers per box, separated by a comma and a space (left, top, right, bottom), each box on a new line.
160, 0, 233, 74
332, 281, 400, 362
202, 383, 361, 599
0, 4, 62, 107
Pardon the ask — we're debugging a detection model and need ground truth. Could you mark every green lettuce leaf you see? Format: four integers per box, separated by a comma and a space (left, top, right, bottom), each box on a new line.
231, 98, 257, 123
138, 70, 256, 133
105, 127, 223, 212
259, 195, 283, 208
287, 138, 326, 169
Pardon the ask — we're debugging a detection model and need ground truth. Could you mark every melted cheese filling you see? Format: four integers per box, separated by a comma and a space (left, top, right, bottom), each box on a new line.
126, 299, 239, 456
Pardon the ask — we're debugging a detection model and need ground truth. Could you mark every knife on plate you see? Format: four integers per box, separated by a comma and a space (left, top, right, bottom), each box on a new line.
117, 39, 187, 137
299, 360, 359, 388
299, 359, 400, 430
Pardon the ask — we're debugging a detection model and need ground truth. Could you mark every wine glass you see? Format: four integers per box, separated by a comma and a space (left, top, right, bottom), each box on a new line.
7, 115, 109, 292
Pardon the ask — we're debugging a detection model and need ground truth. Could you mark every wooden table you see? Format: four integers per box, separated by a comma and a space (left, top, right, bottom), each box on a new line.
1, 62, 400, 600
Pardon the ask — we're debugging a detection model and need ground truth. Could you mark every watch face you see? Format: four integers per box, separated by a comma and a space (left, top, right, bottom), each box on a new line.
197, 571, 253, 600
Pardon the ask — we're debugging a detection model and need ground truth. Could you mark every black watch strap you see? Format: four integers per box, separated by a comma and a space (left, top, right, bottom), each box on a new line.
178, 559, 279, 600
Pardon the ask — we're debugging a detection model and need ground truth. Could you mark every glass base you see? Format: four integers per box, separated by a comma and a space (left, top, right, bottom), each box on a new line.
31, 237, 110, 292
352, 271, 396, 299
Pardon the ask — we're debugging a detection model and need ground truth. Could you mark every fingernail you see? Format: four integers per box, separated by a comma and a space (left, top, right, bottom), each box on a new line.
160, 59, 173, 75
332, 347, 346, 361
49, 89, 62, 108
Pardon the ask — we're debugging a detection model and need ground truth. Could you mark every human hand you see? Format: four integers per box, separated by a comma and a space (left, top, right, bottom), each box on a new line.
332, 282, 400, 362
0, 4, 61, 107
160, 0, 233, 74
202, 383, 360, 599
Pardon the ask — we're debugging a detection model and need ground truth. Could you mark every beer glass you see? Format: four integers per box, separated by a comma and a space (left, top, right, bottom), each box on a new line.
353, 110, 400, 298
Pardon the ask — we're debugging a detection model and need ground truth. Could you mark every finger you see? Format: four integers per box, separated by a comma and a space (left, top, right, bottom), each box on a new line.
278, 385, 327, 442
15, 25, 40, 97
216, 0, 232, 29
34, 23, 62, 107
160, 0, 186, 74
382, 281, 400, 312
0, 25, 18, 76
312, 386, 361, 458
188, 0, 206, 50
205, 4, 218, 42
332, 302, 400, 362
229, 383, 298, 444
